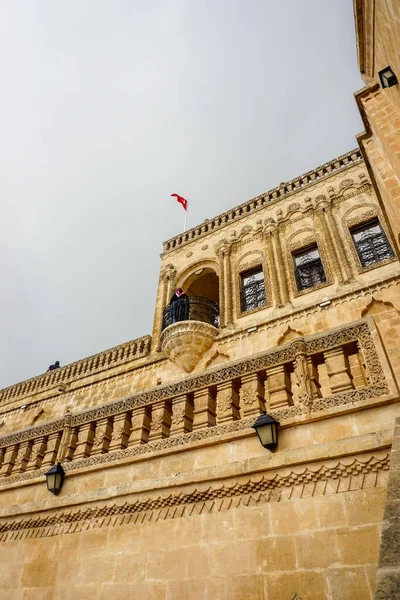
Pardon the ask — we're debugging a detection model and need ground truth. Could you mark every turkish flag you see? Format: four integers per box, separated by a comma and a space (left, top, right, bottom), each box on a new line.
171, 193, 188, 211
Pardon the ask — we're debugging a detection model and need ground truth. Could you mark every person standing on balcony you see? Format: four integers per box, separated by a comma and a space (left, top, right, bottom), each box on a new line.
169, 288, 189, 323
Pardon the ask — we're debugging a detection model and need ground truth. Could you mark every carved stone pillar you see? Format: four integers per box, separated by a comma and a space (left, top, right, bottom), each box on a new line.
25, 436, 47, 471
291, 340, 320, 408
148, 400, 172, 441
13, 440, 33, 473
272, 228, 290, 304
307, 357, 322, 400
73, 422, 96, 460
240, 373, 266, 417
315, 198, 344, 284
109, 412, 132, 451
323, 347, 354, 393
217, 242, 233, 326
91, 417, 113, 456
267, 365, 293, 409
216, 381, 240, 423
193, 388, 216, 430
263, 222, 281, 306
0, 444, 18, 477
129, 407, 151, 446
170, 394, 194, 436
154, 265, 177, 351
43, 431, 63, 466
217, 248, 226, 327
324, 205, 354, 281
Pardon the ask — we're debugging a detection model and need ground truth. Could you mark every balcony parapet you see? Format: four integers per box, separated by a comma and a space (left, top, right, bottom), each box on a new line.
0, 318, 395, 488
162, 149, 362, 253
0, 335, 152, 407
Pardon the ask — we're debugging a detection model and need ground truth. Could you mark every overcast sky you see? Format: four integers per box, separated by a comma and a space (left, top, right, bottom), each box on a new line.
0, 0, 363, 389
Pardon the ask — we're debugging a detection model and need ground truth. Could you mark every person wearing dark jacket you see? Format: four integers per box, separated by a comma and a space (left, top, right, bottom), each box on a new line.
47, 361, 60, 372
169, 288, 189, 323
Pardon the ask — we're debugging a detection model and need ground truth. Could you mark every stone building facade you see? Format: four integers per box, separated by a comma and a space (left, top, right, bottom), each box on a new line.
0, 4, 400, 599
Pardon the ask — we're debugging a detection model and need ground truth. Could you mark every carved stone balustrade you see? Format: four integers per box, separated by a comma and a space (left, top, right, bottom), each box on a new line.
0, 319, 394, 486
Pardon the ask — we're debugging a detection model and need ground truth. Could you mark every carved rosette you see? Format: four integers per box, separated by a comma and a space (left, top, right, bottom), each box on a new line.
161, 321, 218, 373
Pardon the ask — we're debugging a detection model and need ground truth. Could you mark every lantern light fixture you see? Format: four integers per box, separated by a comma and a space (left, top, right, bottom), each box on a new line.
378, 66, 398, 89
45, 462, 65, 496
252, 412, 280, 451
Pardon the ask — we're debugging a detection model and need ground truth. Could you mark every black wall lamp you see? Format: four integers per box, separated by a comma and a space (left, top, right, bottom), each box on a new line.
45, 462, 65, 496
252, 412, 279, 450
379, 66, 398, 89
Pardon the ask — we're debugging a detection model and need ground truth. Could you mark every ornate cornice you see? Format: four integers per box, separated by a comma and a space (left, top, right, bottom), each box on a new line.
162, 149, 362, 253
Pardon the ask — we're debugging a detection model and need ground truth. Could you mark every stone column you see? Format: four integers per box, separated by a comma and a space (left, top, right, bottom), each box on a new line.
324, 205, 354, 282
263, 221, 282, 307
272, 228, 290, 304
217, 243, 233, 326
109, 412, 132, 451
193, 388, 216, 430
91, 417, 113, 456
323, 347, 354, 393
43, 431, 63, 466
13, 440, 33, 473
148, 400, 172, 441
129, 407, 151, 446
25, 436, 47, 471
73, 422, 96, 460
307, 357, 322, 400
315, 197, 344, 284
240, 373, 266, 418
216, 381, 240, 423
267, 365, 293, 409
170, 394, 194, 436
0, 444, 18, 477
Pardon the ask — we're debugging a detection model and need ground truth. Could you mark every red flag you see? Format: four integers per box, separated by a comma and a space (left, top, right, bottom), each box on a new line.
171, 193, 188, 211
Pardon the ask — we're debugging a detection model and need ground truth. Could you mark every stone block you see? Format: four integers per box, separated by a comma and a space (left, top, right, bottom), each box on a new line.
21, 561, 59, 588
114, 554, 146, 582
234, 504, 271, 540
264, 570, 328, 600
343, 488, 386, 526
209, 540, 257, 577
107, 525, 141, 555
374, 568, 400, 600
78, 529, 108, 558
270, 501, 299, 535
146, 549, 185, 580
326, 566, 371, 600
315, 496, 347, 528
295, 530, 340, 569
256, 536, 296, 572
336, 525, 381, 565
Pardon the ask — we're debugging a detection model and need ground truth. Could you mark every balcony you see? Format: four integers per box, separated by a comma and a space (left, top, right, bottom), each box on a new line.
161, 296, 219, 373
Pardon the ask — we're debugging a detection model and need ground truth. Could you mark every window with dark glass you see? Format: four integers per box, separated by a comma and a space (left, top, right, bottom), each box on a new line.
350, 219, 394, 268
240, 268, 266, 312
293, 245, 326, 291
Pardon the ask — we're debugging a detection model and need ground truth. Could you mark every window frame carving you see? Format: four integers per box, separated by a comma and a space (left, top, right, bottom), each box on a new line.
342, 204, 397, 274
286, 228, 332, 297
234, 251, 271, 318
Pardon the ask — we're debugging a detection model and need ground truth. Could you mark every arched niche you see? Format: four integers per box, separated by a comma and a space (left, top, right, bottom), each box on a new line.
176, 262, 220, 304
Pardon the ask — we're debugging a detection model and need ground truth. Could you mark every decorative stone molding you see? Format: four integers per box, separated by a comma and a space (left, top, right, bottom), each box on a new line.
162, 150, 362, 253
0, 451, 389, 542
160, 321, 219, 373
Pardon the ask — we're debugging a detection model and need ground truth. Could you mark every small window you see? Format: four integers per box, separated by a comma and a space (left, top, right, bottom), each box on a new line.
293, 245, 326, 291
351, 219, 394, 268
240, 268, 266, 312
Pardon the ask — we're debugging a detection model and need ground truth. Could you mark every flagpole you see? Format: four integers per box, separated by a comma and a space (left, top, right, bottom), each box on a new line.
184, 200, 188, 232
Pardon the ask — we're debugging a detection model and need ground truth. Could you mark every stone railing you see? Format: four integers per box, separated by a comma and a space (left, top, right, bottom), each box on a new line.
163, 149, 362, 252
0, 319, 390, 484
0, 335, 152, 407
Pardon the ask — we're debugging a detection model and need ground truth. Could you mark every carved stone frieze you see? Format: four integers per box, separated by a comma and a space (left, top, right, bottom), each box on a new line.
0, 451, 389, 542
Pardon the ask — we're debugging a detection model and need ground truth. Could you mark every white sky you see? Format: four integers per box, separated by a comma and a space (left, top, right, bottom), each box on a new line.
0, 0, 363, 389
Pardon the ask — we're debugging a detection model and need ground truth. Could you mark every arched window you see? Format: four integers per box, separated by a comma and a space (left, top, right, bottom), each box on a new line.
240, 267, 266, 312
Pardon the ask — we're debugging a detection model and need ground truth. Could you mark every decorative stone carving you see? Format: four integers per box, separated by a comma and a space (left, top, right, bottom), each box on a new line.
161, 321, 218, 373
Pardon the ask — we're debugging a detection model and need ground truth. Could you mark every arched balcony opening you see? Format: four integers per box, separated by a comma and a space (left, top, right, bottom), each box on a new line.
162, 267, 220, 331
160, 266, 220, 373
